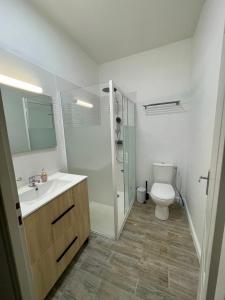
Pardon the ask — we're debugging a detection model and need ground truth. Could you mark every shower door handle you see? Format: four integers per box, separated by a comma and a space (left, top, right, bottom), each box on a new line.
198, 171, 210, 195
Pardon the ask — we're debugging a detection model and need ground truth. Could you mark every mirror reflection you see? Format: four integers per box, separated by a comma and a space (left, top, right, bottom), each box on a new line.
1, 84, 57, 154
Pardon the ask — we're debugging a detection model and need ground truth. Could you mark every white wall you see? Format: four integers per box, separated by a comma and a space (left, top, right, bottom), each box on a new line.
99, 39, 192, 193
0, 0, 98, 86
0, 48, 71, 185
0, 0, 99, 184
186, 0, 225, 253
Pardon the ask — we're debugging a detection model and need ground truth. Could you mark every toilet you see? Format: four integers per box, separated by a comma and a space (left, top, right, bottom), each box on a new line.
150, 162, 177, 220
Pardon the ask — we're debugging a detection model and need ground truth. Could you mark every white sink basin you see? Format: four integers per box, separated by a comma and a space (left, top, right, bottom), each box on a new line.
19, 178, 71, 203
18, 172, 87, 218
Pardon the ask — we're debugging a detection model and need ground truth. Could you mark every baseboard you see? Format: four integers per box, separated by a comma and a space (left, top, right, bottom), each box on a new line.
183, 197, 201, 262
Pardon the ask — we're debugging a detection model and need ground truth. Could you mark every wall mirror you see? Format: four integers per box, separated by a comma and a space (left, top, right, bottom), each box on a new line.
0, 84, 57, 154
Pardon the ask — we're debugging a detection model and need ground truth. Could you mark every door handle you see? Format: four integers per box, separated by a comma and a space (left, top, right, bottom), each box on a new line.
198, 171, 210, 195
198, 176, 208, 182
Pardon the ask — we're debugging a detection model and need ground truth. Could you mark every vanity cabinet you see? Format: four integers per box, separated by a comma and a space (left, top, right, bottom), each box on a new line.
23, 179, 90, 300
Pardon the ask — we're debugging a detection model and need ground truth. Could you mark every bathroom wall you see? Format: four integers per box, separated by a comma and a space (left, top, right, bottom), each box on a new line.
99, 39, 192, 194
185, 0, 225, 256
0, 0, 99, 184
0, 49, 67, 184
0, 0, 98, 86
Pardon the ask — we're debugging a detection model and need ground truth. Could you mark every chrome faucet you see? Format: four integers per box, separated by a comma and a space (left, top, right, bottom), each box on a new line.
28, 175, 41, 187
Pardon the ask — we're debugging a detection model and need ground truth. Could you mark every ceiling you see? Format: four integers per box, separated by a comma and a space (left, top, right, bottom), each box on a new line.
28, 0, 204, 64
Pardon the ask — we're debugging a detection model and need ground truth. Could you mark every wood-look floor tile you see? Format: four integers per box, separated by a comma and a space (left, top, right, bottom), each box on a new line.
120, 227, 146, 244
100, 265, 138, 294
168, 265, 199, 299
84, 242, 113, 262
48, 199, 199, 300
65, 269, 101, 300
47, 268, 101, 300
136, 278, 176, 300
80, 255, 138, 293
110, 237, 143, 260
98, 280, 141, 300
167, 245, 199, 270
80, 256, 106, 276
48, 289, 75, 300
142, 242, 199, 273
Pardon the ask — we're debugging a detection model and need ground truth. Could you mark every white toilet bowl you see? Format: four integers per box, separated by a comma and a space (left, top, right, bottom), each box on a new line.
150, 183, 175, 220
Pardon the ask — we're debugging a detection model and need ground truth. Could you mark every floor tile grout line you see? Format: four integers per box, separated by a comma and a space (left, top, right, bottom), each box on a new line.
134, 277, 139, 296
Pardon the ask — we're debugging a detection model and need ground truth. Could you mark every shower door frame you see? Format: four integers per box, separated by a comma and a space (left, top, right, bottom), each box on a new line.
109, 80, 136, 240
109, 80, 118, 239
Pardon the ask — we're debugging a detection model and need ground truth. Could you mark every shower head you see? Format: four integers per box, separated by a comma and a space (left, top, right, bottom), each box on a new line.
102, 87, 117, 93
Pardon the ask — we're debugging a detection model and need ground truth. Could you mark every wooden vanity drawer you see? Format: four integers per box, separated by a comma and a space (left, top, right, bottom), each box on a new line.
32, 225, 80, 300
49, 189, 78, 241
24, 189, 78, 264
54, 224, 80, 276
24, 179, 90, 300
31, 245, 57, 300
72, 180, 90, 245
24, 204, 53, 265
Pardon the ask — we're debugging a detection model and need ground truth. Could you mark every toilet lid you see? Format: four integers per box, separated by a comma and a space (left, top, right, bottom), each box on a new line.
151, 183, 175, 200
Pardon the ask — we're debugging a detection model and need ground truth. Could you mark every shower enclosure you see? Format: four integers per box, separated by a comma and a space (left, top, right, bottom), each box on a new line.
60, 81, 135, 239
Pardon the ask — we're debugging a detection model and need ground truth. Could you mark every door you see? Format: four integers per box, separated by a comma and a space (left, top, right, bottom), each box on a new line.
0, 189, 21, 300
0, 90, 34, 299
198, 32, 225, 300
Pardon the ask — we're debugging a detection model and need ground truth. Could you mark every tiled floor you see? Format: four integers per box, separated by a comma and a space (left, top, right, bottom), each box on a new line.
47, 200, 199, 300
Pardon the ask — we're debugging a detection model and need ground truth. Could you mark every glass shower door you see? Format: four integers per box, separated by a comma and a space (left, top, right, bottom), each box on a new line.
128, 100, 136, 206
61, 83, 115, 238
123, 97, 129, 214
123, 97, 136, 214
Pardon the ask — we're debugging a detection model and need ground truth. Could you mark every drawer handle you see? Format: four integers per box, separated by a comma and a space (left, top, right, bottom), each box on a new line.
56, 236, 78, 263
51, 204, 75, 225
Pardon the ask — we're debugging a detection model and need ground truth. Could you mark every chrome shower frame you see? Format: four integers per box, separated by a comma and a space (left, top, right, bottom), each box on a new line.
109, 80, 136, 240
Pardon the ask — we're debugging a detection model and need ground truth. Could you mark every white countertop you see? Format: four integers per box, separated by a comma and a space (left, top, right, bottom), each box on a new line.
19, 172, 87, 218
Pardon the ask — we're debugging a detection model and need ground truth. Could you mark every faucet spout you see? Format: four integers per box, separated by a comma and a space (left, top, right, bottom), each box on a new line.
28, 175, 40, 187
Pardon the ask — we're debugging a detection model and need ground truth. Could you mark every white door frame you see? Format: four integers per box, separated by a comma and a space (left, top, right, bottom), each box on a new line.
198, 29, 225, 300
0, 91, 34, 299
109, 80, 118, 239
215, 229, 225, 299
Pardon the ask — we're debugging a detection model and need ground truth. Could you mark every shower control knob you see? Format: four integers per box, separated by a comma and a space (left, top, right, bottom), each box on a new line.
116, 117, 121, 123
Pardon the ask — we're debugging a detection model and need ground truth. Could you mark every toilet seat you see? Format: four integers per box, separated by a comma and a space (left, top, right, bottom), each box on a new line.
151, 183, 175, 202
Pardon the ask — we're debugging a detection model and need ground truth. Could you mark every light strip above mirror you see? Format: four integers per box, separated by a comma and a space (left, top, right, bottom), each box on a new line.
0, 74, 43, 94
75, 99, 93, 108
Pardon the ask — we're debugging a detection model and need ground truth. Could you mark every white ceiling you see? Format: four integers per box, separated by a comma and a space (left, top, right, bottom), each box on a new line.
28, 0, 204, 64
